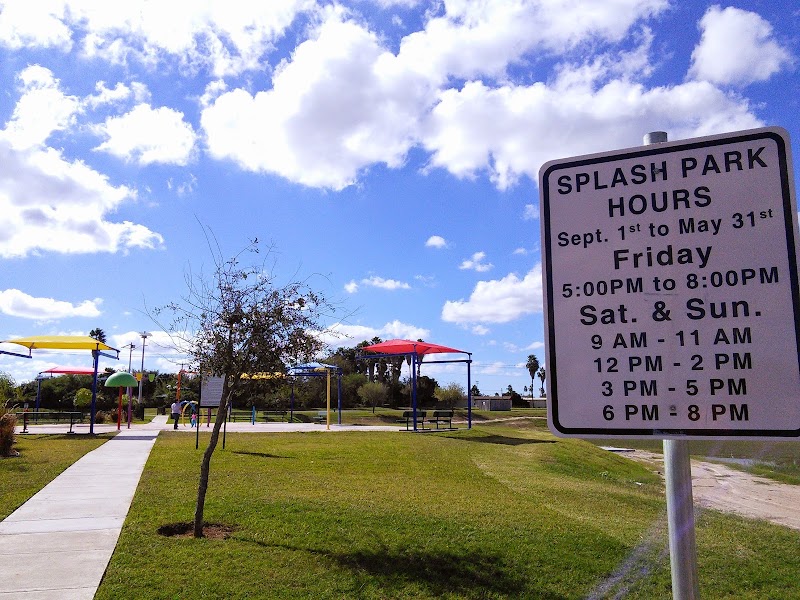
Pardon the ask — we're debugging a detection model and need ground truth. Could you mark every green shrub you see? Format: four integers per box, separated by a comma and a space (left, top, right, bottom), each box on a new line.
74, 388, 92, 409
0, 408, 17, 457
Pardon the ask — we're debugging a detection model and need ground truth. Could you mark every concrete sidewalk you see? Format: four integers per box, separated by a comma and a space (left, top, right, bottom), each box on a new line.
0, 419, 164, 599
16, 417, 399, 435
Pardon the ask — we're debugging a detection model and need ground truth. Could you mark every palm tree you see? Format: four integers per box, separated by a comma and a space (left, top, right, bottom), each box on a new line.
89, 328, 107, 344
526, 354, 539, 398
538, 367, 546, 397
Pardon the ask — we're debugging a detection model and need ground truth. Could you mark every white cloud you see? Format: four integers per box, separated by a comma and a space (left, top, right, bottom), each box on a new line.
0, 289, 102, 320
321, 320, 429, 347
442, 265, 542, 324
110, 330, 177, 355
513, 247, 528, 256
345, 276, 410, 293
107, 331, 188, 374
381, 319, 428, 339
423, 72, 761, 189
94, 104, 197, 165
167, 175, 198, 197
202, 9, 434, 189
0, 68, 164, 258
0, 141, 163, 257
192, 2, 763, 193
505, 340, 544, 353
0, 0, 72, 50
689, 6, 793, 86
372, 0, 421, 8
471, 325, 490, 335
425, 235, 448, 248
2, 65, 80, 150
523, 204, 538, 220
459, 251, 493, 272
200, 79, 228, 108
361, 276, 411, 290
85, 81, 134, 109
397, 0, 668, 82
0, 0, 314, 77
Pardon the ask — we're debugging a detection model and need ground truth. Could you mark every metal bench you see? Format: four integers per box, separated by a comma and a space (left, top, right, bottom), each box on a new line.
262, 410, 288, 422
429, 410, 454, 430
16, 411, 83, 434
397, 410, 426, 430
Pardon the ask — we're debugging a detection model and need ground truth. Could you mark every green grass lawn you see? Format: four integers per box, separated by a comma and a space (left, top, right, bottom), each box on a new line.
0, 433, 111, 519
96, 421, 800, 599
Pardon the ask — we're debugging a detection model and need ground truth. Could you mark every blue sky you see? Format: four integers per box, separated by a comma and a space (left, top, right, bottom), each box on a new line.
0, 0, 796, 396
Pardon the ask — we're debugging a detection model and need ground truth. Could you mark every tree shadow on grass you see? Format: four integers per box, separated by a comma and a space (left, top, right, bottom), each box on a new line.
244, 538, 567, 599
231, 450, 289, 459
451, 433, 557, 446
21, 434, 116, 442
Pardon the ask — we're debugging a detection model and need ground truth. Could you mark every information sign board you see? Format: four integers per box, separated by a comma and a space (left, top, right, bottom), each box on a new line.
200, 375, 225, 408
539, 127, 799, 438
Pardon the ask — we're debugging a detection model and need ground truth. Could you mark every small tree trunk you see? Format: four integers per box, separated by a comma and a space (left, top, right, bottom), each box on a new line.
194, 392, 231, 537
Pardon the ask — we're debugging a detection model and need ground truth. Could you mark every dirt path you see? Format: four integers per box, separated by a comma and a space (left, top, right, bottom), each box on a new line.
623, 450, 800, 531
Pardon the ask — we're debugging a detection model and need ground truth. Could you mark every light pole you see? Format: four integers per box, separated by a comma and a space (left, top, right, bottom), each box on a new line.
122, 343, 135, 428
137, 332, 151, 422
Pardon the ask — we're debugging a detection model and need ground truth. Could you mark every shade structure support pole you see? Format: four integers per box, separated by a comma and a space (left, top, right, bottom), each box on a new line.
411, 353, 418, 431
325, 368, 331, 430
35, 376, 42, 424
466, 356, 472, 429
337, 370, 342, 425
89, 350, 99, 435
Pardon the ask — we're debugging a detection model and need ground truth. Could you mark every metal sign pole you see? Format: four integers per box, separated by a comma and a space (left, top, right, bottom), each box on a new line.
664, 439, 699, 598
644, 131, 699, 600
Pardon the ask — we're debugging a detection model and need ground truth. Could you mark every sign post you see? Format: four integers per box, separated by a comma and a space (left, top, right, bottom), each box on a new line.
540, 127, 798, 599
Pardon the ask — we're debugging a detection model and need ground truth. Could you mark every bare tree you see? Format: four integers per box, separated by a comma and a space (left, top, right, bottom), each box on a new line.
156, 235, 336, 537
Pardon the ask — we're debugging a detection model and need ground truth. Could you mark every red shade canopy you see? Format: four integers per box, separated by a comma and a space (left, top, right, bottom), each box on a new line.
40, 366, 96, 375
362, 339, 466, 356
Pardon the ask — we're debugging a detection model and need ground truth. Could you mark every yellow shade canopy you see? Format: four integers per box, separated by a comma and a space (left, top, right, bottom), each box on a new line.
241, 372, 285, 380
1, 335, 117, 352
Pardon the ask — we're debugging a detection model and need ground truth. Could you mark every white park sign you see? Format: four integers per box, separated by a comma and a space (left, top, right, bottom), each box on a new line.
540, 127, 800, 439
200, 375, 225, 408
